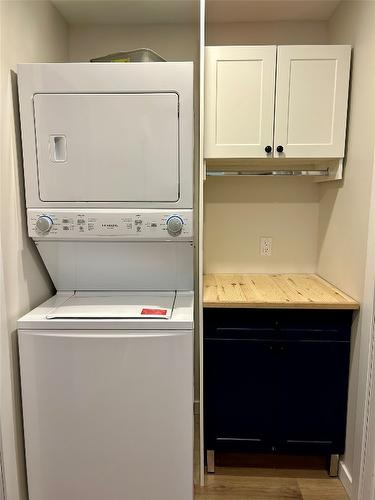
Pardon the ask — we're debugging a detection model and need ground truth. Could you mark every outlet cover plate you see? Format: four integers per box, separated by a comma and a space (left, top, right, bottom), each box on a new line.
260, 237, 272, 256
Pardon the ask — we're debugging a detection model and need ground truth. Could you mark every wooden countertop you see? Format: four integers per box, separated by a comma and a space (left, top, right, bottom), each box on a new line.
204, 274, 359, 310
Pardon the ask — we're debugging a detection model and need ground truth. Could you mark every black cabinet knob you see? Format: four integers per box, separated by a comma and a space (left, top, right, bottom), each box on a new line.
276, 145, 284, 153
265, 145, 272, 154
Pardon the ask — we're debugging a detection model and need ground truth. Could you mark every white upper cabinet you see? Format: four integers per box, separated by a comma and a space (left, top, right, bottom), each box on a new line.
274, 45, 351, 158
204, 45, 351, 160
205, 46, 276, 158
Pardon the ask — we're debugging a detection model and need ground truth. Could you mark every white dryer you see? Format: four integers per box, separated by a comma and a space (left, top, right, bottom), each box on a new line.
17, 63, 194, 500
18, 62, 193, 209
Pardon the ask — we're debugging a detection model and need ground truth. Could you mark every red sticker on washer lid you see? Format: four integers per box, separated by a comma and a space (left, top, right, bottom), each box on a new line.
141, 308, 168, 316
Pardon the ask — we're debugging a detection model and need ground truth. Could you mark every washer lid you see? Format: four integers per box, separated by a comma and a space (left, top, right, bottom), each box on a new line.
46, 291, 175, 320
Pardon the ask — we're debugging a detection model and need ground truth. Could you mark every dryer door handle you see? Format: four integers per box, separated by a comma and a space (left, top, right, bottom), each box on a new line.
49, 135, 67, 162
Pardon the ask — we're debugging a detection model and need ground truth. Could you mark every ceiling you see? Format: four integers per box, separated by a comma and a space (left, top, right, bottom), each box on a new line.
52, 0, 341, 25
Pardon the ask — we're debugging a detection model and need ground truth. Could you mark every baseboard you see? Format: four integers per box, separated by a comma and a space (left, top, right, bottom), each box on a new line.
339, 460, 353, 498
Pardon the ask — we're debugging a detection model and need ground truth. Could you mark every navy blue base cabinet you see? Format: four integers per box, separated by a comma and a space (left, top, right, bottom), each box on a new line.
204, 308, 353, 474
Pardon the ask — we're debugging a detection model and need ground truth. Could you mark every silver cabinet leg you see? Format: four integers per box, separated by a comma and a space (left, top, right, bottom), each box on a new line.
329, 454, 339, 477
207, 450, 215, 473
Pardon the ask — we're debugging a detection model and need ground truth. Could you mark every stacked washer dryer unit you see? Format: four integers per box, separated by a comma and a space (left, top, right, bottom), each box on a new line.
17, 63, 194, 500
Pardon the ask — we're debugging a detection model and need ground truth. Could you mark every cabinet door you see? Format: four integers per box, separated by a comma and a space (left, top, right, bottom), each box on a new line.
274, 45, 351, 158
275, 340, 350, 454
204, 338, 274, 451
205, 46, 276, 158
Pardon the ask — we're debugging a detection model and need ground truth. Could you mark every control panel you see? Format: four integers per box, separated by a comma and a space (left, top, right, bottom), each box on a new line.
27, 210, 193, 240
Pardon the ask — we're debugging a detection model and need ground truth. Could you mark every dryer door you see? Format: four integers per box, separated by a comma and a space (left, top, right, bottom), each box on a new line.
33, 93, 179, 202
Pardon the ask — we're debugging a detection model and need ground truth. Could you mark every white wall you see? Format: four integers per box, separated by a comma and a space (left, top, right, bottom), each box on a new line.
317, 1, 375, 497
0, 3, 68, 499
69, 23, 198, 62
204, 177, 320, 273
357, 150, 375, 500
206, 20, 328, 45
319, 2, 375, 300
204, 20, 327, 273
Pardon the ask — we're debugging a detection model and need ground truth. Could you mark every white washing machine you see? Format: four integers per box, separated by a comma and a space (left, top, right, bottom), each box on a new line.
18, 291, 193, 500
17, 63, 194, 500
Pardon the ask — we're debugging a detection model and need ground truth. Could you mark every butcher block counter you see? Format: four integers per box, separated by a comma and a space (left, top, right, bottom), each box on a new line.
203, 273, 359, 310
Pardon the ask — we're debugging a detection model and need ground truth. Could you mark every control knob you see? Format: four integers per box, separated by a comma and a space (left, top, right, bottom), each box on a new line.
166, 216, 184, 236
36, 215, 53, 233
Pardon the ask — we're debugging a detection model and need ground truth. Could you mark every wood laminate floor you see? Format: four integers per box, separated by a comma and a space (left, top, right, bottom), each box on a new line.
194, 468, 349, 500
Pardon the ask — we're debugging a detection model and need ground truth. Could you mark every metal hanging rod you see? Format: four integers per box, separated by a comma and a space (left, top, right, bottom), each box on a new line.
206, 169, 329, 177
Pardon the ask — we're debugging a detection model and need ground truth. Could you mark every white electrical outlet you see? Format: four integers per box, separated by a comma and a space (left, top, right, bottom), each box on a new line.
260, 237, 272, 256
